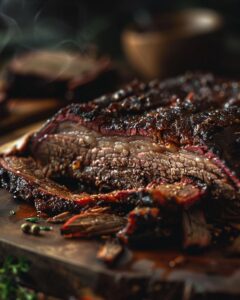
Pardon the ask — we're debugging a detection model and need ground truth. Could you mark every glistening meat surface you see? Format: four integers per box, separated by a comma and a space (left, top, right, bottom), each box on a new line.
0, 72, 240, 221
0, 156, 205, 215
25, 73, 240, 207
29, 121, 238, 202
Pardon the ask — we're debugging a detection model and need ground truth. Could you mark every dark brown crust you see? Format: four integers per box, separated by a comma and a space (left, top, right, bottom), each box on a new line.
31, 73, 240, 181
0, 158, 81, 214
31, 72, 240, 130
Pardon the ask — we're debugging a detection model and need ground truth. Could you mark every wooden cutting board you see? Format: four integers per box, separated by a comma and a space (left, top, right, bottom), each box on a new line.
0, 131, 240, 300
1, 193, 240, 299
0, 98, 61, 137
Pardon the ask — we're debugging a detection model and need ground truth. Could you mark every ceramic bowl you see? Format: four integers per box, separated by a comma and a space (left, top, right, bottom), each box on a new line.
122, 9, 224, 79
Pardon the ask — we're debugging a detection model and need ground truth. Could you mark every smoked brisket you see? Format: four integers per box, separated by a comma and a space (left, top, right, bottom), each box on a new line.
0, 72, 240, 242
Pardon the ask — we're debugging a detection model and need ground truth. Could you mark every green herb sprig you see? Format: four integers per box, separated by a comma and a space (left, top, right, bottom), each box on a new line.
0, 257, 37, 300
40, 226, 53, 232
24, 217, 42, 224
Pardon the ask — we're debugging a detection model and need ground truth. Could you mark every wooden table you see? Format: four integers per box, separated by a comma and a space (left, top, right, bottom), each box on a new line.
1, 192, 240, 300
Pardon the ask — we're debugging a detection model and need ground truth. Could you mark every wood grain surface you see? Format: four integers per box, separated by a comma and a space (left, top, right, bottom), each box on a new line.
0, 98, 60, 138
1, 189, 240, 299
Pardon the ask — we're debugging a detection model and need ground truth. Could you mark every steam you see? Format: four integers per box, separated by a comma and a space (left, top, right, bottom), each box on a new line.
0, 0, 111, 55
0, 0, 110, 82
0, 12, 21, 53
51, 39, 83, 51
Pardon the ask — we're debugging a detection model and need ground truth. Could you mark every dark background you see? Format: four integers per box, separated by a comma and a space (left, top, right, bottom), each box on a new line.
0, 0, 240, 75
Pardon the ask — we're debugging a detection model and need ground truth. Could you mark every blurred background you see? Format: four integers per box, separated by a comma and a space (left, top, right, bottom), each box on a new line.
0, 0, 240, 141
0, 0, 240, 73
0, 0, 239, 76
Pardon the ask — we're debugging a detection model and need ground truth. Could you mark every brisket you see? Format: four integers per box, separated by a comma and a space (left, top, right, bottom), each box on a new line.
0, 156, 205, 215
61, 211, 126, 238
182, 208, 211, 250
2, 50, 117, 102
97, 239, 124, 265
0, 72, 239, 224
117, 207, 173, 245
23, 73, 240, 210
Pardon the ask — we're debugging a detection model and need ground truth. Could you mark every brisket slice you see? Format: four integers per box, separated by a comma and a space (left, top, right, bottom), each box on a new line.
182, 208, 211, 250
29, 121, 238, 202
97, 239, 124, 265
0, 72, 239, 219
24, 73, 240, 205
118, 206, 212, 250
0, 156, 205, 215
61, 212, 127, 238
117, 207, 174, 245
2, 50, 117, 102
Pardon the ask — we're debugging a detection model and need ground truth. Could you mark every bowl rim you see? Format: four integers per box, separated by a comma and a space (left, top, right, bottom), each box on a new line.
123, 8, 224, 41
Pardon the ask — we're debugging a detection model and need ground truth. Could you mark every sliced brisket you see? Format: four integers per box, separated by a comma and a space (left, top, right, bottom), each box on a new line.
0, 156, 205, 215
21, 73, 240, 212
0, 72, 239, 224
